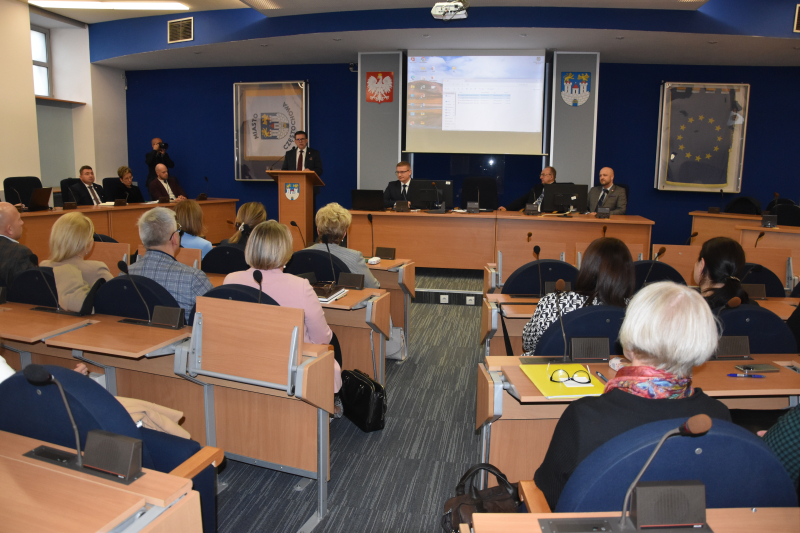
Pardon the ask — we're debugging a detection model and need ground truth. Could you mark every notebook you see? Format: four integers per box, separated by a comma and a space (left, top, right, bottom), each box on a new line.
521, 363, 606, 399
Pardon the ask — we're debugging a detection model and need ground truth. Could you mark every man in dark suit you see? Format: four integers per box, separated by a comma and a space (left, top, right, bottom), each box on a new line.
280, 131, 323, 176
148, 163, 187, 202
499, 166, 556, 212
0, 201, 33, 286
588, 167, 627, 215
69, 165, 106, 206
383, 161, 418, 208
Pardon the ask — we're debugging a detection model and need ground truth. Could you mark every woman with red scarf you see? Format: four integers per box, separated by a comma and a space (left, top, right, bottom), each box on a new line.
534, 281, 732, 510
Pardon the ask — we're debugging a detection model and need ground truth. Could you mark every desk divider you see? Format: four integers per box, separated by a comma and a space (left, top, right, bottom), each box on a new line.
85, 242, 130, 277
653, 244, 701, 284
138, 245, 201, 270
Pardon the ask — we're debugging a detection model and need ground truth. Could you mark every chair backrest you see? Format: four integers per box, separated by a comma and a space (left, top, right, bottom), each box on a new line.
102, 177, 119, 196
534, 305, 626, 356
717, 305, 797, 354
200, 245, 249, 274
284, 249, 350, 282
460, 176, 498, 210
3, 176, 42, 206
650, 244, 700, 284
7, 267, 57, 307
59, 178, 81, 203
556, 417, 798, 512
188, 284, 278, 325
724, 196, 762, 215
741, 262, 786, 296
633, 261, 686, 291
501, 259, 579, 295
615, 182, 629, 201
93, 233, 118, 243
85, 242, 130, 277
0, 365, 156, 469
791, 284, 800, 298
744, 249, 791, 290
94, 275, 180, 320
774, 204, 800, 227
786, 305, 800, 354
139, 245, 200, 270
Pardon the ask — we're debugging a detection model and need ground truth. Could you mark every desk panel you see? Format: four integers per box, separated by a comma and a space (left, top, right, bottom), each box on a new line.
690, 210, 762, 243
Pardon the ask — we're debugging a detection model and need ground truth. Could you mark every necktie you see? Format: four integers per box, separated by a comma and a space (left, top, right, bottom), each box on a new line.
297, 150, 304, 171
598, 189, 608, 208
89, 185, 101, 205
402, 184, 407, 198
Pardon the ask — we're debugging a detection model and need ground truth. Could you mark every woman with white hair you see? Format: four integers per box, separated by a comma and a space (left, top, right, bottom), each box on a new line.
533, 281, 732, 510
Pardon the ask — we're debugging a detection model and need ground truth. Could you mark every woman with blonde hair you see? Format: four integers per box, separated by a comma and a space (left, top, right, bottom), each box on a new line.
175, 200, 212, 259
41, 212, 114, 312
220, 202, 266, 249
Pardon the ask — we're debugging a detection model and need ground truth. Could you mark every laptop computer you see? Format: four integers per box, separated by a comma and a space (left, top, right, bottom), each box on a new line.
28, 187, 52, 212
352, 190, 385, 211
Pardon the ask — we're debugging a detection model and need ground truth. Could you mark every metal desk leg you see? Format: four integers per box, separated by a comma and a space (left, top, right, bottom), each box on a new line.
1, 344, 31, 368
403, 292, 411, 360
297, 407, 329, 533
72, 349, 117, 395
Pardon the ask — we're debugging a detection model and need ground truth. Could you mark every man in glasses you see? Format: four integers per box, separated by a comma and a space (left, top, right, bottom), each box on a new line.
126, 207, 212, 322
383, 161, 416, 209
498, 166, 556, 212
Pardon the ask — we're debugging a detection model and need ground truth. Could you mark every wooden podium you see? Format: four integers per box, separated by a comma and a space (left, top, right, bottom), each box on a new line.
269, 170, 324, 251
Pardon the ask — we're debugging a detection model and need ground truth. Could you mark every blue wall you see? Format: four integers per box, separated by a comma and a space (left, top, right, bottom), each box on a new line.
127, 62, 800, 248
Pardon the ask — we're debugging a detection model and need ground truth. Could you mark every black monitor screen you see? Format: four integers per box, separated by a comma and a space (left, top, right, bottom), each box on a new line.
541, 184, 588, 214
409, 180, 454, 210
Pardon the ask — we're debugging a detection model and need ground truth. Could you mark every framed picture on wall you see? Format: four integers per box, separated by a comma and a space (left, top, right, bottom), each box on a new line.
654, 82, 749, 193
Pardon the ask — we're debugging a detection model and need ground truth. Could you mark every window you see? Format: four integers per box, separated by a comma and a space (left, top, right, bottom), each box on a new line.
31, 26, 52, 97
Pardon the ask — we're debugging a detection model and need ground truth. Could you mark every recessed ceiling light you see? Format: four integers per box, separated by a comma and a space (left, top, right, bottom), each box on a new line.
29, 1, 188, 10
423, 34, 430, 38
332, 38, 342, 41
519, 33, 527, 37
615, 36, 624, 40
260, 44, 268, 47
708, 41, 718, 44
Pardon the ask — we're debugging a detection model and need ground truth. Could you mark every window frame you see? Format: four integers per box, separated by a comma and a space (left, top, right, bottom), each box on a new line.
31, 25, 53, 97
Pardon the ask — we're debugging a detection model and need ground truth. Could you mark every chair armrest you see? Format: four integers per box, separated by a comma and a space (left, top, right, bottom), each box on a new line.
519, 480, 552, 513
169, 446, 224, 479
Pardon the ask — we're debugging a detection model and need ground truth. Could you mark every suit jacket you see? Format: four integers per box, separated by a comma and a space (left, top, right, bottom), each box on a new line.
70, 182, 107, 206
506, 183, 545, 212
110, 181, 145, 203
281, 147, 323, 177
41, 258, 113, 312
588, 184, 627, 215
0, 236, 33, 286
145, 150, 175, 187
148, 176, 187, 201
383, 180, 419, 208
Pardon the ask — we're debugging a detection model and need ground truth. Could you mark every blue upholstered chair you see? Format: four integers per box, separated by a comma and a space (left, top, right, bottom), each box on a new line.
717, 305, 797, 354
555, 417, 798, 512
7, 266, 57, 307
93, 233, 118, 243
501, 259, 579, 295
0, 366, 220, 532
633, 261, 685, 291
534, 305, 626, 356
284, 249, 350, 283
201, 245, 249, 274
94, 276, 180, 320
741, 263, 786, 297
188, 284, 279, 325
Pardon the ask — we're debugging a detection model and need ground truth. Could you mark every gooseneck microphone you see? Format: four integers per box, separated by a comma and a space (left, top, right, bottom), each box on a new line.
289, 221, 306, 248
197, 176, 209, 201
684, 231, 698, 246
11, 187, 24, 207
118, 261, 152, 324
554, 279, 568, 360
642, 247, 667, 286
269, 156, 286, 171
30, 254, 64, 313
719, 188, 724, 212
367, 214, 375, 256
527, 232, 532, 243
602, 225, 607, 238
740, 264, 762, 283
754, 231, 765, 248
320, 235, 337, 284
24, 364, 84, 467
533, 245, 543, 297
253, 270, 263, 304
619, 415, 712, 527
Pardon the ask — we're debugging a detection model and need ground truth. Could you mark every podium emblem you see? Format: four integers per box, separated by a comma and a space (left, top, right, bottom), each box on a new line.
285, 183, 300, 200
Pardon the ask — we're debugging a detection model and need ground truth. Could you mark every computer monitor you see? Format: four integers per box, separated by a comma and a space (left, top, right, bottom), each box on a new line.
351, 190, 385, 211
28, 187, 52, 212
409, 180, 454, 210
541, 184, 588, 214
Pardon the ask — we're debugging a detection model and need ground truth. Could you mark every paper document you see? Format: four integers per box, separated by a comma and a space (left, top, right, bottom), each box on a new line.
521, 363, 606, 399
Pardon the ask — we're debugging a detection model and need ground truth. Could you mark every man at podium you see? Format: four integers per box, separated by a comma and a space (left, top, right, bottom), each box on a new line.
281, 131, 323, 176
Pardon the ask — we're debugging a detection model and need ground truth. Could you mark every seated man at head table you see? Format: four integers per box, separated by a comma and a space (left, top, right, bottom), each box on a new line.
383, 161, 417, 209
533, 281, 731, 510
148, 163, 187, 203
125, 207, 213, 322
588, 166, 627, 215
498, 166, 556, 212
0, 201, 34, 286
69, 165, 107, 206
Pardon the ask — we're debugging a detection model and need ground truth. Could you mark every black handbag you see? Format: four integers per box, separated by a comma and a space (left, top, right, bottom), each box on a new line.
339, 369, 386, 432
441, 463, 520, 533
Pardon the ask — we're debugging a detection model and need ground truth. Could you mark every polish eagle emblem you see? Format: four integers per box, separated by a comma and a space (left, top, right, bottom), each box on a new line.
366, 72, 394, 103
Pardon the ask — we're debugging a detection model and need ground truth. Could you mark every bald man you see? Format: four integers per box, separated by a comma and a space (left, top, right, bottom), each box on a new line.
0, 202, 34, 286
145, 137, 175, 187
588, 167, 627, 215
148, 163, 187, 202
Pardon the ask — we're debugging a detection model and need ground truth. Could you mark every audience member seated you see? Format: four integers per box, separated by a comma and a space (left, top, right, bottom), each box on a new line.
761, 405, 800, 497
522, 237, 634, 354
41, 212, 114, 312
147, 163, 187, 202
127, 207, 213, 321
220, 201, 266, 250
175, 200, 212, 259
0, 358, 87, 385
307, 202, 380, 289
694, 236, 750, 309
0, 201, 33, 286
69, 165, 107, 206
112, 166, 145, 203
534, 282, 732, 510
223, 220, 344, 417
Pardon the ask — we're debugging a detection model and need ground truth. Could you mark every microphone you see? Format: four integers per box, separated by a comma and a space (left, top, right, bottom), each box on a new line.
534, 245, 543, 298
196, 176, 209, 201
30, 254, 64, 313
117, 261, 152, 324
289, 221, 306, 248
554, 279, 568, 360
253, 270, 263, 304
754, 231, 765, 247
11, 187, 24, 207
619, 415, 712, 527
124, 191, 129, 204
719, 188, 724, 212
432, 181, 441, 207
527, 232, 532, 243
740, 264, 762, 283
684, 231, 698, 246
269, 156, 285, 171
367, 214, 375, 257
602, 225, 607, 238
24, 364, 84, 467
642, 247, 667, 286
320, 234, 337, 284
772, 192, 780, 213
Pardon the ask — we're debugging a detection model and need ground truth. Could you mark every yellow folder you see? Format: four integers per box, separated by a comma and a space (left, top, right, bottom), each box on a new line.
521, 362, 606, 399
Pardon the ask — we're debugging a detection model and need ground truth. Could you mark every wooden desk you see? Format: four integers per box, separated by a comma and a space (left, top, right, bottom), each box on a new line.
481, 295, 539, 357
18, 198, 237, 259
476, 355, 800, 484
690, 210, 762, 243
739, 225, 800, 284
0, 430, 201, 533
369, 259, 415, 360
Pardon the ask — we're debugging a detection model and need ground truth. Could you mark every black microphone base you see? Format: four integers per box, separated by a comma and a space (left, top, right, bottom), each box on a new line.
118, 318, 184, 330
538, 517, 712, 533
24, 445, 145, 485
426, 204, 446, 214
30, 306, 82, 317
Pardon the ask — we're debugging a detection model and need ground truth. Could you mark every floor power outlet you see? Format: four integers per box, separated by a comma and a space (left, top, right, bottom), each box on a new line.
439, 295, 449, 304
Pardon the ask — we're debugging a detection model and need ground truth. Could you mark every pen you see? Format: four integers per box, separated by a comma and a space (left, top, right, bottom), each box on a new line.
596, 371, 608, 383
727, 373, 765, 378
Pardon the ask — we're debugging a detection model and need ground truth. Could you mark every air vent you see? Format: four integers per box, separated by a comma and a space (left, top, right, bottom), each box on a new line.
168, 17, 193, 44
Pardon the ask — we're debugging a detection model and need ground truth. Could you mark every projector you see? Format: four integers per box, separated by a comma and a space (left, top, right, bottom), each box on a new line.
431, 1, 467, 20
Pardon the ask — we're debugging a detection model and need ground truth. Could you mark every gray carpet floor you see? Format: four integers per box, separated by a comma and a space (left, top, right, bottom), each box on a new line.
216, 270, 484, 532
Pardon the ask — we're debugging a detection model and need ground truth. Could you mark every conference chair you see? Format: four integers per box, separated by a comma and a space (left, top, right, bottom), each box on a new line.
501, 259, 579, 295
187, 284, 279, 325
791, 284, 800, 298
3, 176, 42, 206
460, 176, 498, 211
614, 182, 629, 203
0, 366, 222, 533
59, 178, 81, 203
284, 249, 350, 282
533, 305, 626, 357
765, 197, 795, 213
717, 305, 797, 354
201, 245, 249, 274
554, 417, 797, 512
7, 267, 57, 307
94, 276, 181, 321
633, 261, 686, 291
102, 177, 119, 195
773, 204, 800, 227
724, 196, 762, 215
786, 305, 800, 354
741, 263, 786, 297
93, 233, 118, 243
